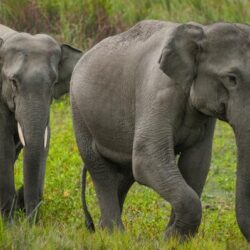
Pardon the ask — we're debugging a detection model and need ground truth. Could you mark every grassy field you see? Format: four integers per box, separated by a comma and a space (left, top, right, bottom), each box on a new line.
1, 0, 250, 249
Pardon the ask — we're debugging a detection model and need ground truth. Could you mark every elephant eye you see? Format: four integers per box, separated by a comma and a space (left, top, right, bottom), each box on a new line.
221, 74, 238, 89
228, 75, 237, 86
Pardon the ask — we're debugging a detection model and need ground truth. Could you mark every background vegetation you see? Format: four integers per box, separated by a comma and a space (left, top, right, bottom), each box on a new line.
0, 0, 249, 249
2, 0, 250, 49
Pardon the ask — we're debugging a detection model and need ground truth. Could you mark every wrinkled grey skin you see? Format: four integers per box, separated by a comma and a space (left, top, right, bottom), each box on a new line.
0, 24, 82, 219
71, 20, 250, 241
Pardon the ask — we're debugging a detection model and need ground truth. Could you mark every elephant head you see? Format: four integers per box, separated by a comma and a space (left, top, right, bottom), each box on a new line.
159, 23, 250, 240
0, 33, 82, 216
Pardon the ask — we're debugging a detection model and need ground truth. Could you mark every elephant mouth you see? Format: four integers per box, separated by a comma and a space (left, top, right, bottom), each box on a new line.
198, 103, 227, 121
17, 122, 49, 149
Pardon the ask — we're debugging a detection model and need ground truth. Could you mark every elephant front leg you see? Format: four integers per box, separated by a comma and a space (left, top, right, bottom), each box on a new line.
167, 118, 216, 228
133, 126, 202, 241
0, 136, 16, 220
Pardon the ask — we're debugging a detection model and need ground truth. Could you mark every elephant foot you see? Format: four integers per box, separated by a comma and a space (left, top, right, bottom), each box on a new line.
1, 210, 14, 224
99, 219, 124, 232
164, 220, 199, 243
0, 195, 16, 222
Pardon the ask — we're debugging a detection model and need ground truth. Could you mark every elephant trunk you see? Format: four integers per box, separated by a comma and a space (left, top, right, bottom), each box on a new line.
16, 99, 50, 217
234, 126, 250, 241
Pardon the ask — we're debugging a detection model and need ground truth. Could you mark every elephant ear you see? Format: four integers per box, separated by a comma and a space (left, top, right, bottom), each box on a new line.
54, 44, 82, 99
159, 24, 204, 87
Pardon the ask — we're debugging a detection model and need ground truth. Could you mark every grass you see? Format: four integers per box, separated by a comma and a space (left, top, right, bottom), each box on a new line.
1, 0, 250, 249
2, 0, 250, 49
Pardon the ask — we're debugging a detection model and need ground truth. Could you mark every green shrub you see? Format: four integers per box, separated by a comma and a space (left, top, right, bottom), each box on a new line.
1, 0, 250, 49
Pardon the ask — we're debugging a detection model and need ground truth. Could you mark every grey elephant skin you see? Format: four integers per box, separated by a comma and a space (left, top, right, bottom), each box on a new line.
71, 20, 250, 241
0, 24, 82, 219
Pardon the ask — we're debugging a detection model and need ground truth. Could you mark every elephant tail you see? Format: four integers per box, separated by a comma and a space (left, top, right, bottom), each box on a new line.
82, 165, 95, 232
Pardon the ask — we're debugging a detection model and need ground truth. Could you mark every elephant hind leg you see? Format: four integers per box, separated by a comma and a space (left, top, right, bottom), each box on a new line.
72, 100, 123, 230
118, 170, 134, 213
82, 164, 134, 231
89, 161, 123, 230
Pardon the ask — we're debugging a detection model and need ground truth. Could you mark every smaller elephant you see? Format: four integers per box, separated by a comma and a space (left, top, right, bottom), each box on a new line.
0, 24, 82, 219
71, 20, 250, 241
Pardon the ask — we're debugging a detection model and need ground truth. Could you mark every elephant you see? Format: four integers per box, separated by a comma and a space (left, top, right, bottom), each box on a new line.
0, 24, 82, 220
70, 20, 250, 241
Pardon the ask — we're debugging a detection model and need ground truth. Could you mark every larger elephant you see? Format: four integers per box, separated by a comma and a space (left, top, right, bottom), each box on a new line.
70, 20, 250, 241
0, 24, 82, 219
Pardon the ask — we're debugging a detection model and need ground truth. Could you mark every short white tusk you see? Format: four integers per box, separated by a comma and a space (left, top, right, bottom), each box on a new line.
44, 126, 48, 149
17, 122, 26, 147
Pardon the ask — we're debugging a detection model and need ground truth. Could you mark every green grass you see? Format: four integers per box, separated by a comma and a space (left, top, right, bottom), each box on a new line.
1, 0, 250, 249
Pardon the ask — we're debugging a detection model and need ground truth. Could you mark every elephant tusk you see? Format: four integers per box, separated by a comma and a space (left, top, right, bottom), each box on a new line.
44, 126, 48, 149
17, 122, 26, 147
